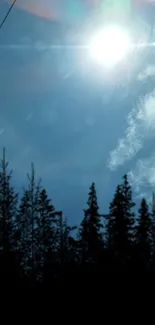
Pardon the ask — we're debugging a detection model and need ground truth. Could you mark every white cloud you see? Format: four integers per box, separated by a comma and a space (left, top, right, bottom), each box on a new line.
108, 90, 155, 170
138, 65, 155, 81
128, 154, 155, 204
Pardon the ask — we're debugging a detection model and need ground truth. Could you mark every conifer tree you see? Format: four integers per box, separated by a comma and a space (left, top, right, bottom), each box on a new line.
0, 148, 18, 279
107, 185, 124, 254
36, 188, 57, 279
17, 163, 41, 281
151, 194, 155, 269
78, 182, 103, 263
122, 174, 135, 243
136, 198, 152, 269
56, 212, 76, 264
106, 175, 135, 269
16, 190, 30, 275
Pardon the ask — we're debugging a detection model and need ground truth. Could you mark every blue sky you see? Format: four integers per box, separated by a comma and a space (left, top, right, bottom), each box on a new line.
0, 1, 155, 225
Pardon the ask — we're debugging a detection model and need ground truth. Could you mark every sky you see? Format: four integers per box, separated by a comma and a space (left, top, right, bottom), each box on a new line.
1, 0, 155, 225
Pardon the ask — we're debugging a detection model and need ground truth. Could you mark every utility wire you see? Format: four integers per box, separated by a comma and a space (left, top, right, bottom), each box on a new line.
0, 0, 17, 31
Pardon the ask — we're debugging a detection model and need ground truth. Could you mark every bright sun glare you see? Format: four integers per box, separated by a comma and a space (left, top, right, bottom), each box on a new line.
88, 25, 131, 68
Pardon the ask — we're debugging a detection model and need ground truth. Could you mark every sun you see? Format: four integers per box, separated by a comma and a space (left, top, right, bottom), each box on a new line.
88, 25, 131, 68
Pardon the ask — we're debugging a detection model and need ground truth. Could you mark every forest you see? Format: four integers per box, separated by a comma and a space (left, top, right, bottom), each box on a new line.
0, 147, 154, 288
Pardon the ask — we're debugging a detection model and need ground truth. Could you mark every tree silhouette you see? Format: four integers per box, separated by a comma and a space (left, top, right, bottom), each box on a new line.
136, 198, 152, 270
35, 188, 57, 281
107, 185, 124, 253
122, 174, 135, 243
17, 163, 41, 284
0, 148, 18, 282
78, 182, 103, 264
0, 148, 154, 284
150, 195, 155, 269
106, 175, 135, 270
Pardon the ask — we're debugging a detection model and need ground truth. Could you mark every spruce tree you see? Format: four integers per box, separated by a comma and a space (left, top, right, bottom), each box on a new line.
0, 148, 18, 279
16, 190, 32, 279
150, 194, 155, 269
106, 175, 135, 269
136, 198, 152, 269
78, 182, 103, 263
107, 185, 125, 254
17, 163, 41, 282
36, 188, 57, 280
56, 213, 76, 264
122, 174, 135, 243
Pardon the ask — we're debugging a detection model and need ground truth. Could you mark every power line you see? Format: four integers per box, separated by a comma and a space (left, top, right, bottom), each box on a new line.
0, 0, 17, 31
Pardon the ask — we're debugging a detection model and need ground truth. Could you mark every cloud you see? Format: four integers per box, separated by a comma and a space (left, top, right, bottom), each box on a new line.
128, 154, 155, 203
138, 65, 155, 81
108, 90, 155, 170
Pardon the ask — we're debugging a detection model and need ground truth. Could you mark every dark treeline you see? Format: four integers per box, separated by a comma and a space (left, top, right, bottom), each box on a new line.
0, 148, 155, 288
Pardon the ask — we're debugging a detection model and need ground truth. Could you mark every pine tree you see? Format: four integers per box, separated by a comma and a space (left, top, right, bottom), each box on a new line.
16, 190, 32, 279
78, 182, 103, 263
78, 211, 89, 264
150, 194, 155, 269
122, 174, 135, 243
106, 183, 130, 264
36, 188, 57, 280
136, 198, 152, 269
106, 175, 135, 269
17, 163, 41, 282
107, 185, 125, 254
0, 148, 18, 280
55, 212, 76, 264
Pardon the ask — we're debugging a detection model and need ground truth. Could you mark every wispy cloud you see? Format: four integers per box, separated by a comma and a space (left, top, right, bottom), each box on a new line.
138, 65, 155, 81
108, 90, 155, 170
128, 154, 155, 200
